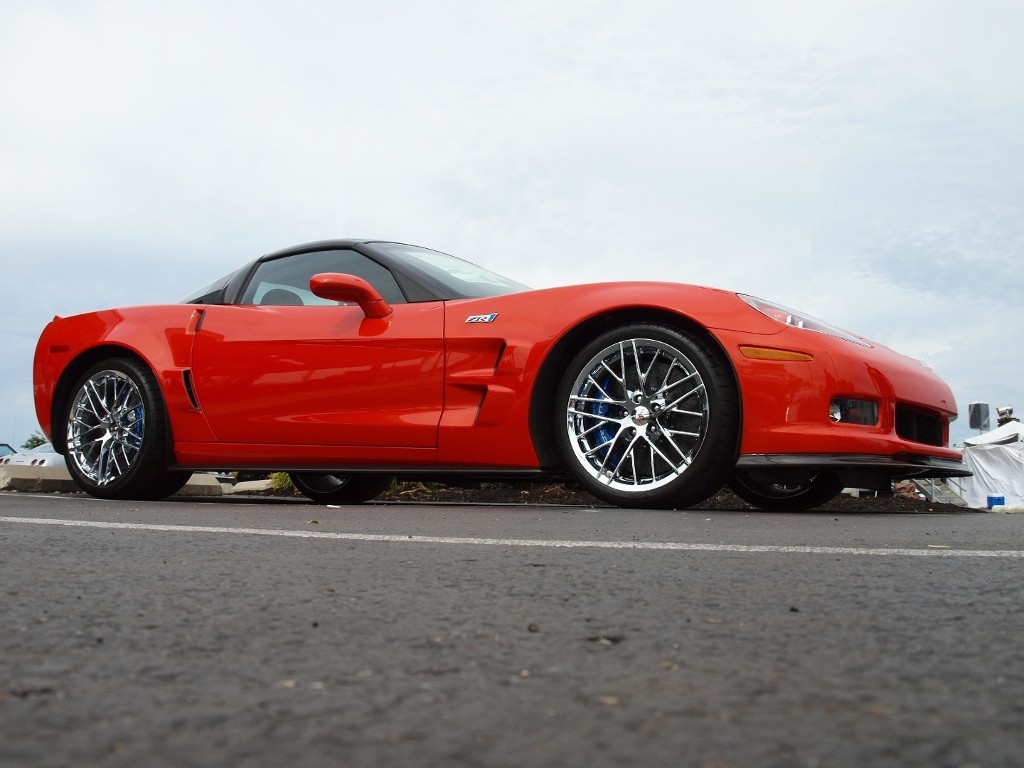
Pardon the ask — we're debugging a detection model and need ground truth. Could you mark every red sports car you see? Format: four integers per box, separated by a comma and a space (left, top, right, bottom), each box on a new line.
33, 240, 967, 510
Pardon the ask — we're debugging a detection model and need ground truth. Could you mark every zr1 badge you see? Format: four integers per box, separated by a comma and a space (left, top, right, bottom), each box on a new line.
465, 313, 499, 324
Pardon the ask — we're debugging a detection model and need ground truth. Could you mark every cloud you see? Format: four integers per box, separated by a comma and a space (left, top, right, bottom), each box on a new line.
1, 0, 1021, 454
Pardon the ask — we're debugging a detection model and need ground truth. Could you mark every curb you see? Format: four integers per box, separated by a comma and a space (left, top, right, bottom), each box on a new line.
0, 466, 225, 497
227, 479, 274, 494
0, 465, 79, 494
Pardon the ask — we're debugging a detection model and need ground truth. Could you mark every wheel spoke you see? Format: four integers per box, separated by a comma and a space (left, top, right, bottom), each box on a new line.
599, 360, 623, 385
70, 419, 104, 439
83, 381, 108, 420
607, 432, 640, 479
570, 394, 626, 407
666, 410, 704, 419
568, 407, 621, 425
630, 340, 645, 386
653, 368, 697, 398
663, 383, 705, 413
584, 375, 617, 402
648, 432, 690, 472
582, 431, 621, 460
96, 438, 111, 484
576, 420, 619, 440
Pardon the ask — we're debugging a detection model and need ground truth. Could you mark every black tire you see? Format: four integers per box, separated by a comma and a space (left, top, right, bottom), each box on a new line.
149, 471, 192, 499
289, 472, 393, 504
729, 471, 844, 511
554, 323, 739, 509
63, 358, 186, 500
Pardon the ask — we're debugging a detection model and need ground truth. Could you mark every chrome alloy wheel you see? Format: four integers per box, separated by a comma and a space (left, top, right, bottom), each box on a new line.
565, 337, 710, 492
66, 369, 146, 486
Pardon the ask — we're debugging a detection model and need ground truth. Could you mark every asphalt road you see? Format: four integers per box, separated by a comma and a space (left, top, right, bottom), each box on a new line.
2, 492, 1023, 768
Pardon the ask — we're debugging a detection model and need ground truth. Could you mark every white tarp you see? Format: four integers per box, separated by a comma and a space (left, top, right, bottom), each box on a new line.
964, 421, 1024, 446
961, 438, 1024, 510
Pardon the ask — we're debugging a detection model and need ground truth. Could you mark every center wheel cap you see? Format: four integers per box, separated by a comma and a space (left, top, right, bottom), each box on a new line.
632, 405, 652, 426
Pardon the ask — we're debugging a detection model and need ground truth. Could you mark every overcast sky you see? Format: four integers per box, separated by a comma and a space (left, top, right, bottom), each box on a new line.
2, 0, 1021, 449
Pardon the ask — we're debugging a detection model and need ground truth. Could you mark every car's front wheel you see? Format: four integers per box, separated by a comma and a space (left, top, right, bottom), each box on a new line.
289, 472, 393, 504
63, 358, 188, 500
555, 323, 739, 509
729, 471, 844, 511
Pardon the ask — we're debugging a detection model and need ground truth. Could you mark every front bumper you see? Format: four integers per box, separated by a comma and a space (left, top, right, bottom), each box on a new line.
716, 324, 963, 467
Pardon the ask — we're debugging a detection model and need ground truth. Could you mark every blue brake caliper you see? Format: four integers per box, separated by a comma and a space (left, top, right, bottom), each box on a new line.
590, 374, 618, 467
128, 405, 145, 446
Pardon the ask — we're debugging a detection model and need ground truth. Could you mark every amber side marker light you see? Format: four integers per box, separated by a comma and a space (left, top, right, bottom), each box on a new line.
739, 345, 813, 362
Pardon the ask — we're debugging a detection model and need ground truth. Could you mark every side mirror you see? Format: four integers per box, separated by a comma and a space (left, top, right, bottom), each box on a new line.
309, 273, 393, 319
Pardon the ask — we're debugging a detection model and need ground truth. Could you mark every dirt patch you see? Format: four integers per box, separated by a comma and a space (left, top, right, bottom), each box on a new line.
370, 481, 972, 513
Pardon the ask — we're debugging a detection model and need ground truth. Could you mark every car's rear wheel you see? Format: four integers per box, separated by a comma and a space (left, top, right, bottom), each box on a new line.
289, 472, 393, 504
729, 471, 844, 511
555, 324, 739, 509
64, 358, 188, 500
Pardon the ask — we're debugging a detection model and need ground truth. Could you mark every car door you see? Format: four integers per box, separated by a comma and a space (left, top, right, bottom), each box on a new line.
189, 248, 444, 448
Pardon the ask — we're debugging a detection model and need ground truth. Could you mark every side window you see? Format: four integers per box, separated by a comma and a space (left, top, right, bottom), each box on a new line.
239, 249, 407, 306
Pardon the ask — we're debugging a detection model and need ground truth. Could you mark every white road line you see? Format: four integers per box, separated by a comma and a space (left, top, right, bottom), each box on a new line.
1, 515, 1021, 558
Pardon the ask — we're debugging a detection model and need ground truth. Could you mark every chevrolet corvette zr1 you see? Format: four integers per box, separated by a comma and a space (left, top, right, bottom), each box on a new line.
33, 240, 967, 509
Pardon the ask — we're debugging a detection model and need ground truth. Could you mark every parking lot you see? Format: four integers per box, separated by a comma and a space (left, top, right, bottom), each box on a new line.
3, 492, 1023, 767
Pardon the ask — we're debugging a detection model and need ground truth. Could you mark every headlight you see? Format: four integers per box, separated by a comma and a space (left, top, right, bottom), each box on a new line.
739, 295, 870, 347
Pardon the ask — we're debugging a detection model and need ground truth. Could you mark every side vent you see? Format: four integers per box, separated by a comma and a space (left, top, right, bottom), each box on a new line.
182, 369, 202, 411
492, 341, 508, 372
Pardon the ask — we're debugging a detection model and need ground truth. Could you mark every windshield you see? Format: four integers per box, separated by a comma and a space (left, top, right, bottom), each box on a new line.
372, 243, 530, 298
181, 271, 234, 304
